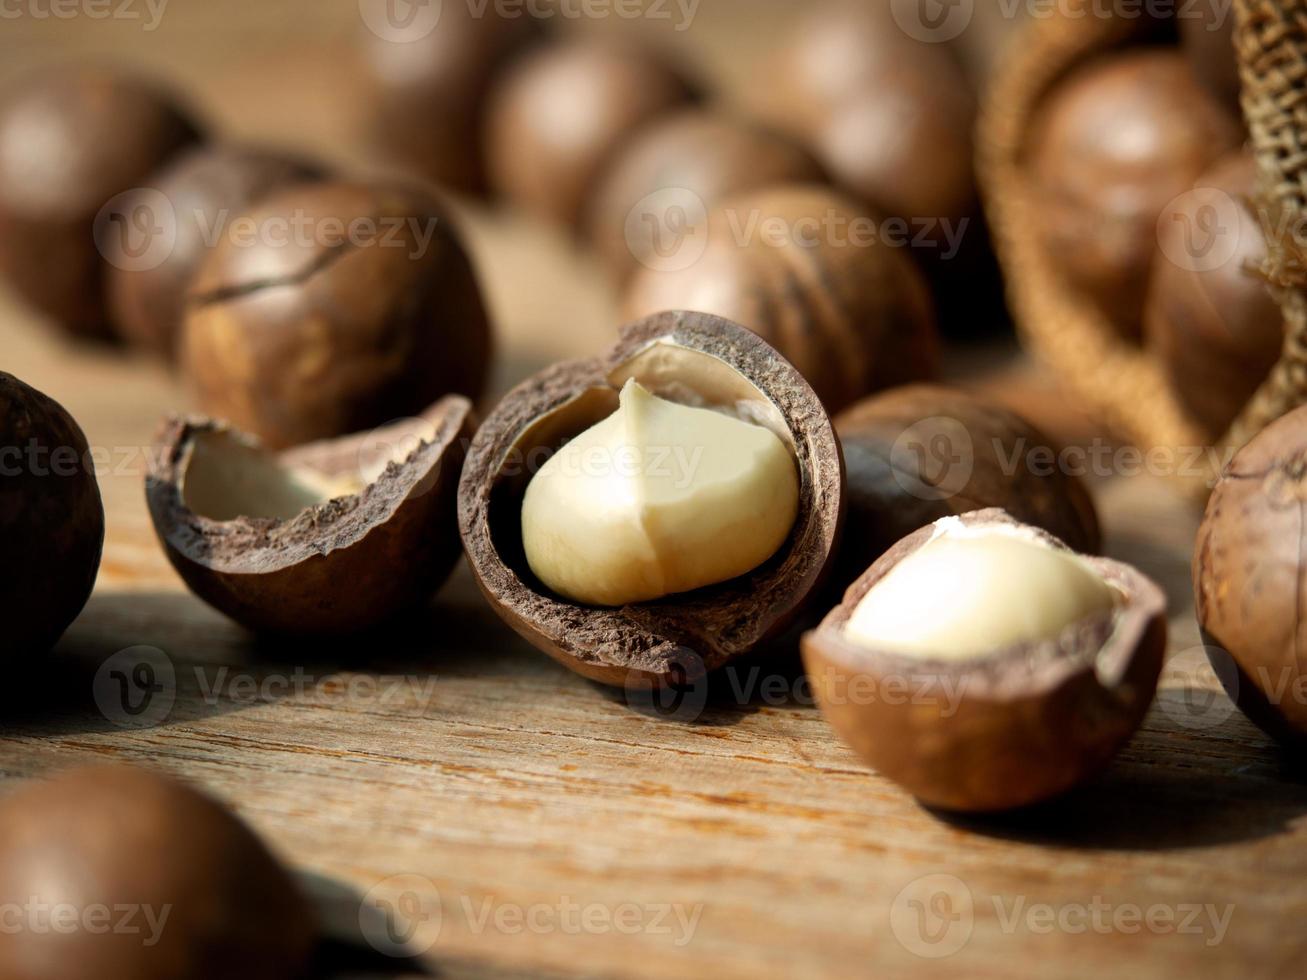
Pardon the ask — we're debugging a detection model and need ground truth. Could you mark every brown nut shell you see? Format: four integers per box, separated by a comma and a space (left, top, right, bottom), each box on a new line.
181, 180, 492, 450
0, 373, 105, 661
0, 69, 203, 338
833, 384, 1101, 591
1144, 151, 1283, 440
1179, 5, 1241, 115
586, 109, 824, 282
458, 311, 845, 688
146, 396, 473, 635
1194, 406, 1307, 745
485, 38, 695, 227
107, 145, 326, 359
0, 765, 314, 980
1026, 48, 1242, 335
622, 185, 939, 415
802, 510, 1166, 812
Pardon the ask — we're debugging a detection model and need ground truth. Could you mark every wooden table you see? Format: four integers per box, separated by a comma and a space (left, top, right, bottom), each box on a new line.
3, 4, 1306, 978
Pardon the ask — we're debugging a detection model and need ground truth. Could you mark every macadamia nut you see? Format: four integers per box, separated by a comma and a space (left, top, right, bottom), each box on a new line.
521, 380, 799, 606
845, 523, 1118, 659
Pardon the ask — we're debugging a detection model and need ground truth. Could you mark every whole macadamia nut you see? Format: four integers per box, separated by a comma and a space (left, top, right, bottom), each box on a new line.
0, 373, 104, 661
485, 37, 695, 227
181, 180, 492, 449
0, 69, 203, 338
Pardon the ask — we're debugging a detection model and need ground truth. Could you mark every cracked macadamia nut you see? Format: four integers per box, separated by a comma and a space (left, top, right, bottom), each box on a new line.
147, 396, 473, 635
459, 312, 844, 687
485, 37, 696, 227
1195, 405, 1307, 745
107, 145, 325, 359
0, 765, 314, 980
522, 379, 800, 606
803, 511, 1166, 812
622, 185, 939, 414
181, 180, 491, 450
0, 68, 203, 338
1026, 49, 1242, 334
1, 372, 104, 661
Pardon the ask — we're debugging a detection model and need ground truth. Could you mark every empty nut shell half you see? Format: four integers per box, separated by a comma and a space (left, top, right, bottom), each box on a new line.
802, 510, 1166, 812
146, 396, 473, 635
458, 311, 845, 688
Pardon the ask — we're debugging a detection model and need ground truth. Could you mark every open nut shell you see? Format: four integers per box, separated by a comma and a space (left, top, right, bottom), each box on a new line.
146, 396, 473, 635
801, 509, 1166, 812
458, 311, 845, 688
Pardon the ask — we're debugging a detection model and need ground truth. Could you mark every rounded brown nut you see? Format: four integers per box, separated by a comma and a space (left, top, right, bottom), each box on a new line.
107, 145, 325, 360
1144, 151, 1282, 440
357, 0, 541, 193
0, 68, 203, 338
802, 510, 1167, 812
0, 765, 314, 980
1195, 405, 1307, 745
832, 384, 1101, 593
484, 37, 695, 227
622, 185, 939, 414
458, 311, 845, 688
1026, 48, 1242, 335
146, 396, 474, 635
181, 180, 492, 450
586, 109, 824, 282
0, 373, 104, 661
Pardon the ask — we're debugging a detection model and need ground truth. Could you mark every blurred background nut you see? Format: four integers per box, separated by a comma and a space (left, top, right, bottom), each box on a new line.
1179, 3, 1241, 116
181, 180, 492, 450
107, 145, 326, 360
1145, 151, 1283, 441
1025, 49, 1243, 336
485, 36, 696, 228
0, 68, 203, 339
622, 184, 939, 414
0, 372, 104, 662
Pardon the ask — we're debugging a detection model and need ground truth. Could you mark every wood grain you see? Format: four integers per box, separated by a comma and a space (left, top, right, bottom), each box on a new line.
2, 3, 1305, 978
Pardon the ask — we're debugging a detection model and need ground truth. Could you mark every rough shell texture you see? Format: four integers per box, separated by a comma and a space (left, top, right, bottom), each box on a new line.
1144, 152, 1283, 440
622, 185, 939, 414
802, 510, 1166, 812
181, 180, 491, 450
358, 0, 540, 193
458, 311, 845, 688
108, 145, 325, 359
1195, 406, 1307, 744
0, 765, 314, 980
1026, 48, 1242, 334
146, 396, 473, 635
0, 373, 104, 660
586, 109, 824, 282
832, 384, 1101, 592
485, 38, 695, 227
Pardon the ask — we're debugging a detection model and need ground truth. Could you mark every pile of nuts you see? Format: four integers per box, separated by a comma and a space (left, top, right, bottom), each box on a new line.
4, 4, 1307, 972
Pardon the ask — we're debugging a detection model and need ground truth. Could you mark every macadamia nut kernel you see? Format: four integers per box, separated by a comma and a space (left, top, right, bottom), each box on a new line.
521, 379, 799, 607
846, 523, 1118, 659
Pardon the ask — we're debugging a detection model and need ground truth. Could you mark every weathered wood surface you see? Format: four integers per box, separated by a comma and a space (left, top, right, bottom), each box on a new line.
3, 4, 1306, 978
